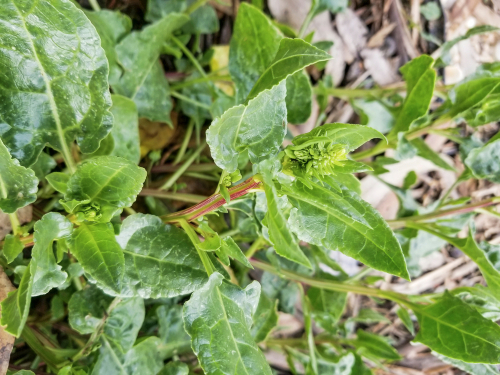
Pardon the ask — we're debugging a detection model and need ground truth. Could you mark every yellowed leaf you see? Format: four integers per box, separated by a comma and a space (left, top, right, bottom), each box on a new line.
139, 113, 177, 157
210, 45, 233, 96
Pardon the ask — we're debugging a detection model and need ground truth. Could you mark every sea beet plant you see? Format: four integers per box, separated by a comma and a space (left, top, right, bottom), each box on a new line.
1, 0, 500, 374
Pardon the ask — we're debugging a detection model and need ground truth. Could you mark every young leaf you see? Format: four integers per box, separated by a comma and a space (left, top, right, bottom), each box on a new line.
68, 285, 113, 335
63, 156, 146, 221
3, 234, 24, 264
283, 180, 410, 280
113, 13, 189, 122
46, 172, 70, 195
109, 95, 141, 164
286, 70, 313, 124
69, 223, 125, 294
1, 264, 33, 337
389, 55, 436, 136
31, 213, 73, 296
183, 272, 272, 375
0, 0, 113, 167
251, 293, 279, 343
206, 81, 287, 173
412, 292, 500, 364
246, 38, 331, 102
219, 237, 253, 268
113, 214, 209, 298
351, 329, 402, 361
0, 139, 38, 213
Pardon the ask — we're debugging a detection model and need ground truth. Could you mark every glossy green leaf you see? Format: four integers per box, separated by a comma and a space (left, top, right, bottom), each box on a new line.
219, 236, 253, 268
31, 212, 73, 296
465, 136, 500, 183
0, 0, 113, 167
183, 272, 272, 375
46, 172, 70, 194
1, 263, 32, 337
206, 81, 287, 173
389, 55, 436, 135
0, 139, 38, 213
434, 352, 499, 374
251, 293, 279, 343
113, 13, 189, 122
283, 180, 410, 279
352, 329, 401, 361
3, 234, 24, 263
30, 152, 56, 181
286, 70, 313, 124
63, 156, 146, 221
68, 285, 113, 335
84, 9, 132, 84
113, 214, 208, 298
158, 362, 189, 375
452, 285, 500, 321
412, 292, 500, 363
69, 223, 124, 293
157, 303, 190, 345
308, 287, 347, 332
109, 95, 140, 164
246, 38, 331, 102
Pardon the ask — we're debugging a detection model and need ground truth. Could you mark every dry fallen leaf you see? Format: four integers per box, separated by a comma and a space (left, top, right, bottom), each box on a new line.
0, 268, 15, 375
139, 114, 177, 157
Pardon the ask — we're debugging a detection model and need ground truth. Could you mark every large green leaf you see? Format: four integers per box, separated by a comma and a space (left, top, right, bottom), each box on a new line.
113, 214, 208, 298
31, 212, 73, 296
0, 0, 113, 167
109, 95, 140, 164
412, 292, 500, 364
113, 13, 189, 122
63, 156, 146, 222
1, 263, 33, 337
206, 81, 287, 173
68, 285, 113, 335
69, 223, 124, 294
246, 38, 330, 102
434, 352, 499, 375
282, 180, 410, 279
84, 9, 132, 84
183, 272, 272, 375
465, 136, 500, 183
0, 139, 38, 213
389, 55, 436, 136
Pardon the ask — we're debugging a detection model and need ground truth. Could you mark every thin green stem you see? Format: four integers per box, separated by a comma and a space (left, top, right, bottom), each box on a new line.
171, 91, 211, 110
170, 74, 233, 90
299, 284, 318, 373
160, 141, 207, 190
298, 10, 314, 38
88, 0, 101, 11
215, 170, 228, 194
174, 119, 195, 165
140, 188, 206, 203
245, 236, 266, 259
179, 219, 215, 275
171, 36, 207, 78
8, 212, 21, 235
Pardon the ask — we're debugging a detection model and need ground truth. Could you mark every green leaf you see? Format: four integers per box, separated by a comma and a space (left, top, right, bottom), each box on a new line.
311, 0, 349, 16
397, 307, 415, 335
183, 272, 272, 375
113, 13, 189, 122
246, 38, 331, 102
389, 55, 436, 135
308, 287, 347, 332
31, 212, 73, 296
7, 371, 35, 375
420, 2, 441, 20
412, 292, 500, 363
30, 152, 56, 181
157, 303, 190, 345
465, 137, 500, 183
251, 293, 279, 343
282, 180, 410, 279
0, 0, 112, 167
69, 223, 124, 294
206, 82, 287, 173
410, 137, 454, 171
219, 236, 253, 268
353, 99, 396, 134
286, 70, 313, 124
68, 285, 113, 335
158, 362, 189, 375
84, 9, 132, 84
63, 156, 146, 222
109, 95, 140, 164
113, 214, 208, 298
349, 308, 390, 324
352, 329, 401, 361
452, 285, 500, 321
46, 172, 70, 195
0, 139, 38, 213
1, 263, 32, 337
3, 234, 24, 263
433, 352, 500, 375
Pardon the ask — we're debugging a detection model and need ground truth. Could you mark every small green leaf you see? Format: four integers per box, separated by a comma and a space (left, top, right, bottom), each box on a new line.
113, 13, 189, 122
251, 293, 279, 343
352, 329, 401, 361
158, 362, 189, 375
206, 82, 287, 173
109, 95, 141, 164
1, 263, 33, 337
353, 99, 396, 134
68, 285, 113, 335
349, 308, 391, 324
286, 70, 313, 124
46, 172, 70, 195
410, 137, 454, 171
308, 287, 347, 332
465, 136, 500, 183
397, 307, 415, 335
0, 0, 113, 167
31, 213, 73, 296
0, 139, 38, 213
3, 234, 24, 264
183, 272, 272, 375
69, 223, 125, 294
220, 236, 253, 268
246, 38, 331, 102
412, 292, 500, 363
282, 180, 410, 279
420, 2, 441, 20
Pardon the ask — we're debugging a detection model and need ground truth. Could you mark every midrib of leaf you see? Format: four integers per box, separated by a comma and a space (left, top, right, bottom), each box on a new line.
131, 55, 159, 99
216, 287, 251, 375
86, 165, 127, 201
230, 106, 248, 149
101, 335, 127, 374
121, 249, 195, 268
10, 1, 76, 172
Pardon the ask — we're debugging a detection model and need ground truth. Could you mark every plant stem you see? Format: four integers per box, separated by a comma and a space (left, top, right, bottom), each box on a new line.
179, 219, 215, 275
170, 91, 212, 110
160, 141, 207, 190
387, 197, 500, 230
171, 36, 207, 78
298, 10, 314, 38
245, 236, 266, 258
8, 212, 21, 235
162, 175, 262, 223
170, 74, 233, 91
140, 188, 206, 203
174, 119, 195, 165
88, 0, 101, 11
